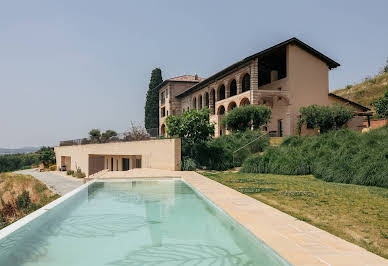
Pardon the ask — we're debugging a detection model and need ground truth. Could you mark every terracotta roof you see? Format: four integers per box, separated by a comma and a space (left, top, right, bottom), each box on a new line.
167, 75, 205, 82
176, 37, 340, 98
155, 74, 205, 91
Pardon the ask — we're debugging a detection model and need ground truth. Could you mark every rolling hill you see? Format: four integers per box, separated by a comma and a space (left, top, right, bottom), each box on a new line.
332, 72, 388, 108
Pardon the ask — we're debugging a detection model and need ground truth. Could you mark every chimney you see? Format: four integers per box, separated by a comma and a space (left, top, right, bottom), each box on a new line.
194, 73, 198, 80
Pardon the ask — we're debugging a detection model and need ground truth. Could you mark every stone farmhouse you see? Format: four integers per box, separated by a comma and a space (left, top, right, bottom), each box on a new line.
157, 38, 370, 137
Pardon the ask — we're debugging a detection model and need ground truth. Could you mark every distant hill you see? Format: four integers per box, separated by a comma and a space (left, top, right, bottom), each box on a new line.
332, 72, 388, 108
0, 147, 40, 155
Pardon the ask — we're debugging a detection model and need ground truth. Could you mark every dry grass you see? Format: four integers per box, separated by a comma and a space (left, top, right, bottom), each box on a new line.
202, 171, 388, 259
332, 72, 388, 108
0, 173, 59, 229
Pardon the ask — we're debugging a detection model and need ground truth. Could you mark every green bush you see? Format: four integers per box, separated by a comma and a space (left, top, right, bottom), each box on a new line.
16, 191, 31, 210
221, 105, 271, 132
186, 130, 269, 170
181, 158, 197, 171
298, 104, 354, 133
372, 90, 388, 118
75, 168, 86, 178
67, 170, 74, 176
241, 126, 388, 188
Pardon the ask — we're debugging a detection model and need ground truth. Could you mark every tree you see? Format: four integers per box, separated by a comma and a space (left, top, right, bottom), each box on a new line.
89, 129, 101, 143
372, 90, 388, 118
145, 68, 163, 131
166, 108, 215, 145
124, 121, 150, 141
221, 105, 271, 132
101, 130, 118, 143
38, 147, 56, 168
298, 104, 354, 134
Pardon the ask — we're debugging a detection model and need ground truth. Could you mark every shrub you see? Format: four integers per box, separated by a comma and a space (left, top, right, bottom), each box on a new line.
298, 104, 354, 133
222, 105, 271, 132
49, 165, 57, 171
181, 158, 197, 171
372, 90, 388, 118
16, 191, 31, 210
241, 127, 388, 188
67, 170, 74, 176
75, 168, 86, 178
186, 130, 269, 170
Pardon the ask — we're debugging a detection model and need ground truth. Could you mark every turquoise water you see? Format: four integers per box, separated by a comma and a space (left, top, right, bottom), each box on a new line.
0, 180, 289, 265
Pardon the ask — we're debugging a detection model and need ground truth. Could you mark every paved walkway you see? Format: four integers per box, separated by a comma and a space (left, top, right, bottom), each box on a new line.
14, 169, 83, 195
97, 169, 388, 266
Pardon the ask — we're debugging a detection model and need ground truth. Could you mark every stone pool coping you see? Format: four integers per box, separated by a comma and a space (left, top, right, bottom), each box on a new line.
99, 169, 388, 266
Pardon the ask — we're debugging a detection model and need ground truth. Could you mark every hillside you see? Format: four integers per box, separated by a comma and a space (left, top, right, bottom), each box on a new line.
332, 72, 388, 108
0, 147, 39, 155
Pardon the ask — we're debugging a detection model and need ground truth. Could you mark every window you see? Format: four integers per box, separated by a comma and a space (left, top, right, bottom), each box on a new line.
161, 91, 166, 105
161, 107, 166, 117
205, 92, 209, 107
230, 80, 237, 96
242, 74, 250, 92
199, 95, 203, 109
218, 85, 225, 100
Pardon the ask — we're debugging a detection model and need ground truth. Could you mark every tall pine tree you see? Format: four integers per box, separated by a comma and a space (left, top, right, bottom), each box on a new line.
144, 68, 163, 131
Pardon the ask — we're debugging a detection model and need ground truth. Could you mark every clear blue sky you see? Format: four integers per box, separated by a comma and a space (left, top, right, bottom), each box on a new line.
1, 0, 387, 148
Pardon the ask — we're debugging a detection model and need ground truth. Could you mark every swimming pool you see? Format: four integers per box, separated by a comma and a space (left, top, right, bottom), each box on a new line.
0, 179, 290, 265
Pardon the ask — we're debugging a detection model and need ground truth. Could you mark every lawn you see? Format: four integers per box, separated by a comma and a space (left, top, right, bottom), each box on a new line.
201, 171, 388, 259
0, 173, 60, 230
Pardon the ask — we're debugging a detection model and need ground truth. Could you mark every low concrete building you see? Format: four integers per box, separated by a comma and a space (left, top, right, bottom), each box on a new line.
157, 38, 370, 137
54, 138, 181, 176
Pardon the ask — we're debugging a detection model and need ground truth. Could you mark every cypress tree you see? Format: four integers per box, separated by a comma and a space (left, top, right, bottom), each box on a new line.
144, 68, 163, 131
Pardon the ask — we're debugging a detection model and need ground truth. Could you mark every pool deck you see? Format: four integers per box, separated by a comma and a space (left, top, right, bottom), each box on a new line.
97, 168, 388, 266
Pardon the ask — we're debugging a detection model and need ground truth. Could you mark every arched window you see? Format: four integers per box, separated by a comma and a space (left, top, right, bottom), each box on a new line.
199, 95, 202, 109
193, 97, 197, 109
240, 98, 250, 106
227, 102, 237, 112
242, 73, 250, 92
230, 80, 237, 96
217, 105, 225, 115
160, 124, 166, 136
218, 85, 225, 100
205, 92, 209, 107
211, 89, 216, 114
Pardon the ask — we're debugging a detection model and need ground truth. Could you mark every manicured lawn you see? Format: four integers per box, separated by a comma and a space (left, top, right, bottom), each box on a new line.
201, 171, 388, 259
0, 173, 59, 230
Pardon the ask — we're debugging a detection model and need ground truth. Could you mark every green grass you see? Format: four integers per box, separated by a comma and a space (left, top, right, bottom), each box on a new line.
0, 173, 59, 229
332, 71, 388, 108
201, 171, 388, 259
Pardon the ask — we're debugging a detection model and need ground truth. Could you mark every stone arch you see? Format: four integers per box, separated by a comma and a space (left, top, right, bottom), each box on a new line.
199, 95, 203, 109
217, 105, 225, 115
218, 85, 226, 101
242, 73, 250, 92
205, 92, 209, 108
227, 101, 237, 112
229, 79, 237, 97
240, 97, 250, 106
160, 124, 166, 136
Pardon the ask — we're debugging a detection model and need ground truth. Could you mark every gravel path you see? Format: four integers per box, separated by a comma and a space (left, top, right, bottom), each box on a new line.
14, 169, 83, 195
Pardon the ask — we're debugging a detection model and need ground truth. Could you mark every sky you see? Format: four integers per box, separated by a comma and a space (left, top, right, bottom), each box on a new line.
0, 0, 387, 148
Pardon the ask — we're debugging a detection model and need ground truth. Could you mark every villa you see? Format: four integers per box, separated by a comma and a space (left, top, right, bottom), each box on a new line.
157, 38, 370, 137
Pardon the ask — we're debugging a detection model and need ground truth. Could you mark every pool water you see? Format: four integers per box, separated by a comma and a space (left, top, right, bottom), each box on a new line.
0, 180, 289, 266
